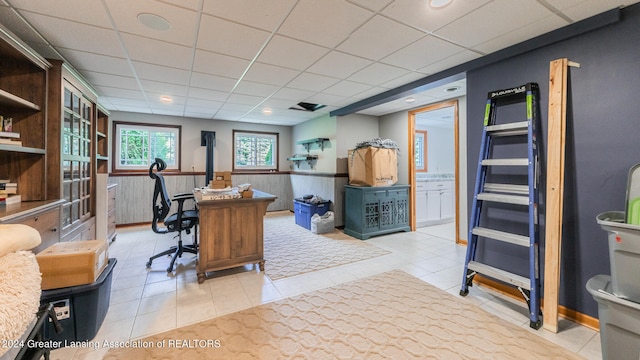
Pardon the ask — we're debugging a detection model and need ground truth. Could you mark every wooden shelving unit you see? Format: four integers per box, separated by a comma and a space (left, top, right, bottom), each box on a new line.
0, 24, 50, 202
96, 106, 110, 173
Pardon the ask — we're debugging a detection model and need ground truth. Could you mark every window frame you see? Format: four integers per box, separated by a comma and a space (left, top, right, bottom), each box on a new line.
112, 121, 181, 173
232, 130, 279, 172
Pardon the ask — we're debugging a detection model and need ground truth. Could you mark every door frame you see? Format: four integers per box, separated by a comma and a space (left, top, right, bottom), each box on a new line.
408, 99, 461, 244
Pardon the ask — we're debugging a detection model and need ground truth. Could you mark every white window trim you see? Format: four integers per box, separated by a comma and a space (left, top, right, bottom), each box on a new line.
233, 131, 278, 171
114, 122, 181, 171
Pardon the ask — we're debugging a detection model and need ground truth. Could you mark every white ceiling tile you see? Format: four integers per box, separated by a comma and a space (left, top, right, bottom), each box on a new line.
379, 71, 429, 90
417, 50, 481, 75
8, 0, 112, 27
258, 35, 330, 70
192, 49, 251, 79
287, 72, 340, 92
307, 51, 373, 79
97, 87, 147, 100
555, 0, 630, 21
147, 93, 186, 106
436, 0, 554, 48
121, 33, 192, 68
243, 62, 300, 86
322, 80, 372, 97
348, 0, 394, 12
185, 97, 223, 110
132, 61, 190, 85
202, 0, 297, 31
82, 71, 139, 90
189, 72, 237, 92
151, 108, 185, 117
197, 14, 271, 60
18, 12, 123, 57
105, 0, 198, 45
473, 14, 567, 55
382, 0, 491, 32
271, 87, 316, 102
381, 35, 467, 71
337, 15, 425, 61
227, 93, 264, 106
278, 0, 374, 48
105, 96, 150, 108
234, 81, 280, 97
155, 0, 201, 11
306, 92, 352, 107
140, 79, 188, 97
187, 87, 229, 102
58, 48, 131, 74
348, 62, 410, 86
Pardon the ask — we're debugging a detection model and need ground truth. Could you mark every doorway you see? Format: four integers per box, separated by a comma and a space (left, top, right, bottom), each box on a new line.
409, 100, 460, 243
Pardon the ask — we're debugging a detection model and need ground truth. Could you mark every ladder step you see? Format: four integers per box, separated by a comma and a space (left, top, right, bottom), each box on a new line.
468, 261, 531, 290
482, 158, 529, 166
477, 192, 529, 205
483, 183, 529, 195
472, 227, 530, 247
487, 121, 528, 136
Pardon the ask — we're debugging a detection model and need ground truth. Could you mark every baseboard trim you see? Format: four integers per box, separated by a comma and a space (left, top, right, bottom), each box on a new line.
473, 275, 600, 331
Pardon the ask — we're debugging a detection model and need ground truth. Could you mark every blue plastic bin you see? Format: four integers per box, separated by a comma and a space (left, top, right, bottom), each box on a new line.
294, 199, 331, 230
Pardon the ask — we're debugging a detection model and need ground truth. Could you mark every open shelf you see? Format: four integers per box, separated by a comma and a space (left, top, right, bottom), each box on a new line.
296, 138, 330, 152
287, 155, 318, 168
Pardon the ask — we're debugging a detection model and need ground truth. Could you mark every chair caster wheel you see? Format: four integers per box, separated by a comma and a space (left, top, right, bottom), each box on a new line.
459, 289, 469, 297
146, 261, 152, 268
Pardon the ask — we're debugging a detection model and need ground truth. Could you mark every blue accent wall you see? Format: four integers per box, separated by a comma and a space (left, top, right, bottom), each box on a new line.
466, 3, 640, 317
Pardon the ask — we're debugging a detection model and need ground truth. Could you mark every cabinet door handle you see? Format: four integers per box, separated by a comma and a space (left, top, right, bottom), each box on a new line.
34, 216, 39, 222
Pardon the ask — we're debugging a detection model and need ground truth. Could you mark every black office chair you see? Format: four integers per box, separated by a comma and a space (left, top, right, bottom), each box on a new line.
147, 158, 199, 272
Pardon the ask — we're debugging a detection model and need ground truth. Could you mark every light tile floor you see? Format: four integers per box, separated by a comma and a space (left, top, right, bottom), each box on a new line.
51, 219, 602, 359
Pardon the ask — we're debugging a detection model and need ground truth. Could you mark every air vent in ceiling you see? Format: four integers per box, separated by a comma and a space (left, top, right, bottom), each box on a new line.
288, 102, 326, 112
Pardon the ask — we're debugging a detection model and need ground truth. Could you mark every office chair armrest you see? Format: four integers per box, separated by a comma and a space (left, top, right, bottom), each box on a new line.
172, 193, 195, 202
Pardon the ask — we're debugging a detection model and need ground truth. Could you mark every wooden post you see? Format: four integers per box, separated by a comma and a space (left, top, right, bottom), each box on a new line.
543, 58, 578, 333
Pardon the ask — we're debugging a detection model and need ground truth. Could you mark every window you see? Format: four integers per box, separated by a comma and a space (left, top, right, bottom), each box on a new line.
233, 130, 278, 171
114, 122, 181, 171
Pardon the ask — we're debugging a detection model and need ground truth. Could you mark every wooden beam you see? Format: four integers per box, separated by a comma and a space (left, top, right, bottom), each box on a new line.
543, 58, 572, 333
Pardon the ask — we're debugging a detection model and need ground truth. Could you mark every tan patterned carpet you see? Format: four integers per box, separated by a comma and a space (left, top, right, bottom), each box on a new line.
105, 270, 581, 359
262, 211, 390, 280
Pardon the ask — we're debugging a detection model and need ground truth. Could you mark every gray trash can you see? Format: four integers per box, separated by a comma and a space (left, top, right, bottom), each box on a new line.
596, 211, 640, 302
586, 275, 640, 360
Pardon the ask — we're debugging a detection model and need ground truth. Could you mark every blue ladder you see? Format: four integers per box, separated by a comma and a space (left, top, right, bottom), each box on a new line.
460, 83, 542, 330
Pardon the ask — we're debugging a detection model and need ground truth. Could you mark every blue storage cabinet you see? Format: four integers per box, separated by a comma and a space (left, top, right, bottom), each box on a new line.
343, 185, 411, 240
294, 199, 331, 230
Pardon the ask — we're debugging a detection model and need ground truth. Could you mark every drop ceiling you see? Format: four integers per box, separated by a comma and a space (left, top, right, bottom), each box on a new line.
0, 0, 637, 125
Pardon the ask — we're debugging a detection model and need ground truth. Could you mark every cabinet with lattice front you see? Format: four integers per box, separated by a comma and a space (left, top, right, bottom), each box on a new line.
343, 185, 411, 240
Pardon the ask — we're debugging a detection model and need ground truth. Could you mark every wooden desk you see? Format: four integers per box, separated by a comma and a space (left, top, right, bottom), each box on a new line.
194, 189, 276, 283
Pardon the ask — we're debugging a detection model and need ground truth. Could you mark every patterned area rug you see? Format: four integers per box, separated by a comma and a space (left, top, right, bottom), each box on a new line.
104, 270, 581, 359
262, 211, 390, 280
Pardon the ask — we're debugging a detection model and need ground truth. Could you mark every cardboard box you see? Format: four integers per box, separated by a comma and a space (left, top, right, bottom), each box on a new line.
36, 240, 109, 290
348, 147, 398, 187
210, 180, 226, 189
214, 172, 224, 180
223, 171, 232, 180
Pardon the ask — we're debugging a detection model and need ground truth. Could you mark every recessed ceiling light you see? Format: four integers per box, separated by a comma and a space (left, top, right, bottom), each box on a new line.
444, 86, 461, 93
405, 97, 416, 103
262, 108, 272, 115
160, 95, 172, 103
429, 0, 452, 9
138, 13, 171, 31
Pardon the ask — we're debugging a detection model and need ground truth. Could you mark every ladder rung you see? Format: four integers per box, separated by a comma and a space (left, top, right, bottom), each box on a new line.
487, 121, 528, 136
472, 227, 529, 247
482, 158, 529, 166
477, 192, 529, 205
483, 183, 529, 195
468, 261, 531, 290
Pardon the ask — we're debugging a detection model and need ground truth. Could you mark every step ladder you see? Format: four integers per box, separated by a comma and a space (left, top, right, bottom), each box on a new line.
460, 82, 542, 330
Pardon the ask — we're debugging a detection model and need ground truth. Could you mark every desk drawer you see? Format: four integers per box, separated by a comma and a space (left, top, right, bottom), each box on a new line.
7, 207, 60, 253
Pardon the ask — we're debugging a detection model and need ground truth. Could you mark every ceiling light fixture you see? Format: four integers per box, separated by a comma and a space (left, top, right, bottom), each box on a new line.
160, 95, 172, 103
138, 13, 171, 31
262, 108, 273, 115
405, 97, 416, 103
429, 0, 452, 9
444, 86, 461, 93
